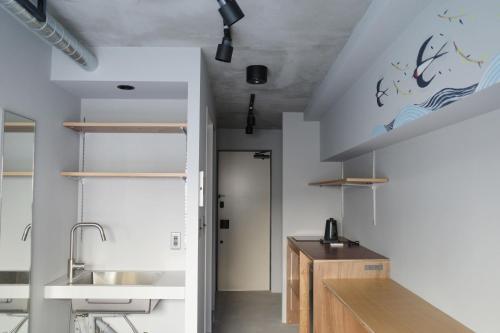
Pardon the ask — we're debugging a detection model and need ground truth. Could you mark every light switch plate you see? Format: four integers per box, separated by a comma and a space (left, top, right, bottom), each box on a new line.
171, 232, 181, 250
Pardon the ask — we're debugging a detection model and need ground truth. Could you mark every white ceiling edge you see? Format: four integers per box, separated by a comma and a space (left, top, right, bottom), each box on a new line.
53, 81, 188, 100
304, 0, 434, 121
323, 83, 500, 161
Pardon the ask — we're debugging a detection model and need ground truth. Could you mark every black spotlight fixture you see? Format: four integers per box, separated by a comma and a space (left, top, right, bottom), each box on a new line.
216, 25, 233, 63
217, 0, 245, 26
247, 65, 268, 84
246, 94, 256, 135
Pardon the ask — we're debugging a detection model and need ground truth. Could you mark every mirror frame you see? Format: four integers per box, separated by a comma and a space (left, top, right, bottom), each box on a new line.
0, 108, 36, 331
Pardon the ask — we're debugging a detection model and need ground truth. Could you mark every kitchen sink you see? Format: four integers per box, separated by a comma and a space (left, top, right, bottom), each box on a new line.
0, 272, 30, 313
0, 271, 29, 285
71, 271, 163, 286
45, 270, 184, 314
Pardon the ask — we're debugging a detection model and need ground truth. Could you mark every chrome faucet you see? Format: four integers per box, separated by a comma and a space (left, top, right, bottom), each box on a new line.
68, 222, 107, 283
21, 224, 32, 241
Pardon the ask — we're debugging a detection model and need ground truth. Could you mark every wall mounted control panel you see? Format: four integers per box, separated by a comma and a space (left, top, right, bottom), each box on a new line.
171, 232, 181, 250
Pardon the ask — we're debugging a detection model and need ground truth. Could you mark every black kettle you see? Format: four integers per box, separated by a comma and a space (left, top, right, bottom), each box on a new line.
323, 218, 338, 243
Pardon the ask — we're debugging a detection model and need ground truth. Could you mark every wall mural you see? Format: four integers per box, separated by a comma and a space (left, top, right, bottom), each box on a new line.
375, 78, 389, 107
413, 36, 449, 88
372, 1, 500, 137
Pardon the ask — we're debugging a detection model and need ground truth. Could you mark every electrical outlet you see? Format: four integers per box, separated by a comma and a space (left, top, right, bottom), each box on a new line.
171, 232, 181, 250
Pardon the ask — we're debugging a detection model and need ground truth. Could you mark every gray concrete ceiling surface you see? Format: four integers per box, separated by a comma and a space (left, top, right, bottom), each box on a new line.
48, 0, 371, 129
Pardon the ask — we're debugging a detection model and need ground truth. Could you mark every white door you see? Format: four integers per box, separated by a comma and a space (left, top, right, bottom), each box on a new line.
217, 151, 271, 291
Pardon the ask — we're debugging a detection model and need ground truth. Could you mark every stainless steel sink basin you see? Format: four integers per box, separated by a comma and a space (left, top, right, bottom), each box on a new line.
71, 271, 163, 286
0, 271, 29, 285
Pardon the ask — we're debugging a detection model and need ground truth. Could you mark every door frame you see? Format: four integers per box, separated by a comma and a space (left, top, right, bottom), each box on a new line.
215, 149, 273, 292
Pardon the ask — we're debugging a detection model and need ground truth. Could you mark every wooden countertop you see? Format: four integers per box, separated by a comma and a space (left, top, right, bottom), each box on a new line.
323, 279, 473, 333
288, 237, 387, 261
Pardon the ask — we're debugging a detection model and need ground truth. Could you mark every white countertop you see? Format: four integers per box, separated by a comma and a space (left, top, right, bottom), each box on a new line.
0, 285, 30, 299
44, 271, 185, 300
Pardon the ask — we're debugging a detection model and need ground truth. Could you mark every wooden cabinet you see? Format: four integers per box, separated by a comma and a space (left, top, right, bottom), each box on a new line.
286, 238, 390, 333
286, 242, 300, 324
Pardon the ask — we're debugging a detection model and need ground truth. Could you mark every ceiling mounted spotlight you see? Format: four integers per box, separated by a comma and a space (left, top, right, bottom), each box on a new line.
216, 25, 233, 63
246, 94, 256, 135
217, 0, 245, 26
247, 65, 268, 84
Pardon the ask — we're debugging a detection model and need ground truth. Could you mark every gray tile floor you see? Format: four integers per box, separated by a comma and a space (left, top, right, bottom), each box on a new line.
213, 291, 298, 333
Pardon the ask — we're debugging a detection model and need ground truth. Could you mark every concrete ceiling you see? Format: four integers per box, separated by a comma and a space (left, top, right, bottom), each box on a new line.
48, 0, 371, 129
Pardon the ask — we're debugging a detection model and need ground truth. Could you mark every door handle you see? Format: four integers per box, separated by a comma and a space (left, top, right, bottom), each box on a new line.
220, 240, 224, 244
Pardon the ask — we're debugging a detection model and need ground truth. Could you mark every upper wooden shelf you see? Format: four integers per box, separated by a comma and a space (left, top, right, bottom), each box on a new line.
63, 122, 187, 134
5, 122, 35, 133
61, 172, 186, 179
309, 177, 388, 187
3, 171, 33, 177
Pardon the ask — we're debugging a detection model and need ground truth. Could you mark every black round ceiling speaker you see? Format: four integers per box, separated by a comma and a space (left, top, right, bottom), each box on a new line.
247, 65, 268, 84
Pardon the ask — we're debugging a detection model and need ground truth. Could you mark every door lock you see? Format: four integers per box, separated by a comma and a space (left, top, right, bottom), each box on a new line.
220, 220, 230, 229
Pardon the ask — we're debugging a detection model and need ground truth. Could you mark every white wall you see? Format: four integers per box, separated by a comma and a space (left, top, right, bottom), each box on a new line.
342, 108, 500, 333
217, 128, 283, 293
197, 54, 215, 333
74, 98, 187, 333
52, 46, 206, 333
281, 113, 342, 321
0, 9, 80, 333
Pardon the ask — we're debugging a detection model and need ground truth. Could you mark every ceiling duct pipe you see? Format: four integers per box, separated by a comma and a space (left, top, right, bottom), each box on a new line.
0, 0, 98, 71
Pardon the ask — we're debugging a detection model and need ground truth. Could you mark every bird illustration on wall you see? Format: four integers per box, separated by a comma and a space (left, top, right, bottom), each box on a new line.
375, 78, 389, 107
413, 36, 448, 88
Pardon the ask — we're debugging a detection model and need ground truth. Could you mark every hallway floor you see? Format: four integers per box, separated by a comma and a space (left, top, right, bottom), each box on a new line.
214, 292, 298, 333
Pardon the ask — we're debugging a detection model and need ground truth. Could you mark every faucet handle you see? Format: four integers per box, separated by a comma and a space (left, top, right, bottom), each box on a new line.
73, 262, 85, 271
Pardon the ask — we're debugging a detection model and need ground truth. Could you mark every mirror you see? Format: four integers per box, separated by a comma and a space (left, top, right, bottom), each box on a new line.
0, 110, 35, 333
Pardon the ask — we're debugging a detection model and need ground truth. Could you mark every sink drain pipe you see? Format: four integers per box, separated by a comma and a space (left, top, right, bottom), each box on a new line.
0, 0, 98, 71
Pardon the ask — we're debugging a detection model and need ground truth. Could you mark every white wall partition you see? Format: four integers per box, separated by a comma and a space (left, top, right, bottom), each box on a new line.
281, 112, 341, 321
52, 47, 211, 333
0, 9, 80, 333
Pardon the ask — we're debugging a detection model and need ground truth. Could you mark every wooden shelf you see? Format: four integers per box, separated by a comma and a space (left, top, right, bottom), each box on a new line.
3, 171, 33, 177
63, 122, 187, 134
309, 177, 388, 187
5, 122, 35, 133
61, 172, 186, 179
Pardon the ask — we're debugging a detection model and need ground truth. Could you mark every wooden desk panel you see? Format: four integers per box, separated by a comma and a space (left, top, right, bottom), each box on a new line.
322, 279, 473, 333
314, 260, 390, 333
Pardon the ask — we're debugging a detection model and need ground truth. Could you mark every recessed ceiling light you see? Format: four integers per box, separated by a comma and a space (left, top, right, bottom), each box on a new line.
117, 84, 135, 91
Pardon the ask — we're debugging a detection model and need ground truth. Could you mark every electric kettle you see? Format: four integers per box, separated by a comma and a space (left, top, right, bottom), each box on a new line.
322, 218, 338, 243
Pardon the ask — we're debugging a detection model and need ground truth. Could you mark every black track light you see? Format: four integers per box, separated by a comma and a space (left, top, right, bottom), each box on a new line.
216, 25, 233, 63
217, 0, 245, 26
246, 94, 256, 135
247, 65, 268, 84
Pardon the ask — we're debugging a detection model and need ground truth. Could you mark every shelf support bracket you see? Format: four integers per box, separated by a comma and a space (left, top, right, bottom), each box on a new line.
372, 184, 377, 226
